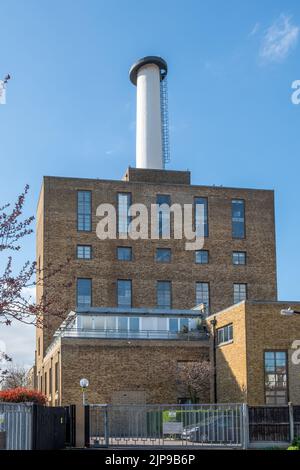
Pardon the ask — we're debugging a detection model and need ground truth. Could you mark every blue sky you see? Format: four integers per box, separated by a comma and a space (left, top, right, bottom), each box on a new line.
1, 0, 300, 365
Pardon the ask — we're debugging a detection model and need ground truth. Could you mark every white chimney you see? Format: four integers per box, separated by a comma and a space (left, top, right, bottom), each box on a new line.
130, 56, 168, 170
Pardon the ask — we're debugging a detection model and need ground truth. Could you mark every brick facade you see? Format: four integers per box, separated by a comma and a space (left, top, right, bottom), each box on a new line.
207, 301, 300, 405
42, 338, 209, 406
35, 168, 277, 404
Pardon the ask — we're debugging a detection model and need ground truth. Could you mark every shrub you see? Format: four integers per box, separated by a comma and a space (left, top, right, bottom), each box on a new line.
0, 387, 46, 405
287, 437, 300, 450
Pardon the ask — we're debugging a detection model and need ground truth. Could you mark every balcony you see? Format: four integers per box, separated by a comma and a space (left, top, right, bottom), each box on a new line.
49, 306, 209, 348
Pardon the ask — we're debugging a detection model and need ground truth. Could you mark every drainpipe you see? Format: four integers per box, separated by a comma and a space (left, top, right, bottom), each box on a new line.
210, 317, 217, 403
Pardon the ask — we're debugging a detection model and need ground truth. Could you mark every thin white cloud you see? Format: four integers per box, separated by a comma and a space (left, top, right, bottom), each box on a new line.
0, 321, 35, 368
249, 22, 260, 37
260, 14, 299, 63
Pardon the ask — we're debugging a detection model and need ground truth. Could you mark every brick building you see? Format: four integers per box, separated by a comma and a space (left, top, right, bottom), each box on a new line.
33, 55, 285, 407
35, 167, 277, 405
207, 301, 300, 405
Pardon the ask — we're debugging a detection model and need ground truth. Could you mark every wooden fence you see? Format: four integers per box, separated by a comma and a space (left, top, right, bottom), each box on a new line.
249, 405, 300, 443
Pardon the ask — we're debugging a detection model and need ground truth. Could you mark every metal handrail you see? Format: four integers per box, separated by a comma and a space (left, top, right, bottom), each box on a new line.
56, 328, 209, 341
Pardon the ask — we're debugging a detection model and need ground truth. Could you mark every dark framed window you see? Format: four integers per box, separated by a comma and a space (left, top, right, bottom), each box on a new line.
49, 367, 52, 396
232, 199, 245, 239
217, 324, 233, 346
233, 283, 247, 303
157, 281, 172, 309
195, 250, 209, 264
195, 282, 210, 314
118, 193, 132, 235
156, 248, 171, 263
264, 351, 288, 405
117, 280, 132, 307
157, 194, 171, 237
55, 362, 59, 393
232, 251, 246, 265
77, 278, 92, 307
44, 372, 47, 395
117, 247, 132, 261
195, 197, 208, 237
77, 245, 92, 259
77, 191, 91, 231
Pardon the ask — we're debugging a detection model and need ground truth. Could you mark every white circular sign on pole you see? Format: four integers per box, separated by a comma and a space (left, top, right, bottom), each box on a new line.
80, 378, 89, 388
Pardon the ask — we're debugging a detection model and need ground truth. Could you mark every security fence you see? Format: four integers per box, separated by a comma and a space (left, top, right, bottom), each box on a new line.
0, 402, 70, 450
0, 403, 32, 450
86, 403, 245, 448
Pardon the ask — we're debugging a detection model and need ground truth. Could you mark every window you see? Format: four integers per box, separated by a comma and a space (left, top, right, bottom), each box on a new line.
129, 317, 139, 331
217, 324, 233, 346
77, 245, 92, 259
117, 247, 132, 261
49, 367, 52, 396
232, 251, 246, 265
118, 193, 131, 235
44, 372, 47, 395
264, 351, 288, 405
195, 197, 208, 237
196, 282, 210, 314
232, 199, 245, 238
118, 317, 128, 331
55, 362, 59, 393
180, 318, 189, 331
106, 316, 116, 330
157, 194, 171, 237
77, 191, 91, 231
195, 250, 209, 264
157, 281, 172, 309
77, 278, 92, 307
169, 318, 189, 333
38, 337, 40, 356
169, 318, 178, 332
233, 283, 247, 304
156, 248, 171, 263
117, 280, 132, 307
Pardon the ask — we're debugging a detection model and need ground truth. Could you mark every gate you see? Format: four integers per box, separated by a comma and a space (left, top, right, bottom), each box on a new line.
86, 403, 244, 448
32, 405, 66, 450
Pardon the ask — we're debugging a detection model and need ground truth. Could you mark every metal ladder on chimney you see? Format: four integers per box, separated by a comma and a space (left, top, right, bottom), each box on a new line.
160, 74, 171, 168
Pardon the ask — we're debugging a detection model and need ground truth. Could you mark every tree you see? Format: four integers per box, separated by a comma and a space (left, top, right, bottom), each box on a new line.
176, 360, 211, 403
1, 365, 28, 390
0, 186, 73, 383
0, 387, 46, 405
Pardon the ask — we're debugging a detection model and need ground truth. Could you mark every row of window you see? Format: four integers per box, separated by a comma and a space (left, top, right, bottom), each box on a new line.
216, 326, 288, 405
77, 190, 246, 239
38, 362, 59, 397
81, 315, 190, 334
77, 245, 247, 265
77, 278, 248, 312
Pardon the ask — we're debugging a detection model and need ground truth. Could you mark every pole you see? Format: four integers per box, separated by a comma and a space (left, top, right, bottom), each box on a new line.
210, 317, 217, 402
289, 402, 294, 444
242, 403, 249, 450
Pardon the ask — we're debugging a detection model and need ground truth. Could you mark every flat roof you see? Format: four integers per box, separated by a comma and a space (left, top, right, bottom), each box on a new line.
41, 174, 274, 193
206, 300, 300, 319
